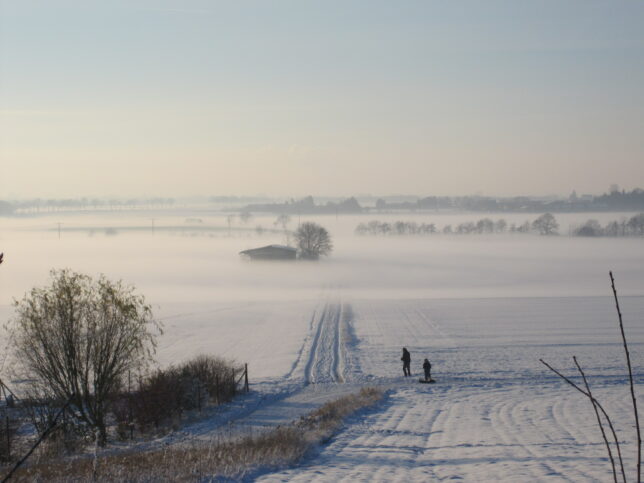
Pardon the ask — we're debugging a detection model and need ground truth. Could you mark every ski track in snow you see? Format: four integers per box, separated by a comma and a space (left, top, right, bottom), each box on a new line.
304, 302, 351, 385
259, 384, 639, 482
157, 300, 359, 445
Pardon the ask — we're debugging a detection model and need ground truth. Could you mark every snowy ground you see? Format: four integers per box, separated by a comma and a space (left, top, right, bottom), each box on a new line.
1, 212, 644, 481
149, 296, 644, 482
262, 384, 638, 482
253, 296, 644, 482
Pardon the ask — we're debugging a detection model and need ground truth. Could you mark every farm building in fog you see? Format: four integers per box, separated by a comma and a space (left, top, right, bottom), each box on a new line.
239, 245, 297, 261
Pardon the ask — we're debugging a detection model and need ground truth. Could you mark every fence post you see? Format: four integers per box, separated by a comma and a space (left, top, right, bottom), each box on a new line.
128, 370, 133, 440
244, 363, 249, 393
5, 416, 9, 460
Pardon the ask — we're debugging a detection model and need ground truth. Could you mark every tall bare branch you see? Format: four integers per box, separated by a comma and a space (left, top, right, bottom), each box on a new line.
610, 271, 641, 483
574, 356, 625, 483
540, 359, 625, 481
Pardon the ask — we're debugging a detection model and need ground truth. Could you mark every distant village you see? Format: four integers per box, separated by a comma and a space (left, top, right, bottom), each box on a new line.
2, 187, 644, 216
239, 188, 644, 215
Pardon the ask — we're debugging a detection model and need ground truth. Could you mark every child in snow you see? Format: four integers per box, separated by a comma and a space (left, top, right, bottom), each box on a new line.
423, 358, 432, 382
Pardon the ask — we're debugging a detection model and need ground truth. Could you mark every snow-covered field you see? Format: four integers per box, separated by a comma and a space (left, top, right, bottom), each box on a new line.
257, 297, 644, 482
1, 211, 643, 481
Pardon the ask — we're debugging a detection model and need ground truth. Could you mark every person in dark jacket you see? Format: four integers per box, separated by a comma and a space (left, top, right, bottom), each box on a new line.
423, 358, 432, 382
401, 348, 411, 377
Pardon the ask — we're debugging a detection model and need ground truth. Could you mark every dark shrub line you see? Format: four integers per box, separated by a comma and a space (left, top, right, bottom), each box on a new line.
114, 355, 244, 436
2, 387, 384, 482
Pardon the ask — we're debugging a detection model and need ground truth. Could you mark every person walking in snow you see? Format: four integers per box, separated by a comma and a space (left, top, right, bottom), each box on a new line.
423, 358, 432, 382
401, 347, 411, 377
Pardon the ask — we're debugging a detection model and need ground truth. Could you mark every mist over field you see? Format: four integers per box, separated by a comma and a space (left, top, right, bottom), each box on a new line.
2, 209, 642, 376
1, 211, 643, 311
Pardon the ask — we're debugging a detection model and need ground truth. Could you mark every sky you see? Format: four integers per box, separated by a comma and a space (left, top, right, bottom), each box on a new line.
1, 0, 643, 199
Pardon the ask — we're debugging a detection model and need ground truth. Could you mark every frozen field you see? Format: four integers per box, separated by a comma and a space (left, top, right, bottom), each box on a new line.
152, 296, 644, 482
259, 296, 644, 482
1, 212, 643, 481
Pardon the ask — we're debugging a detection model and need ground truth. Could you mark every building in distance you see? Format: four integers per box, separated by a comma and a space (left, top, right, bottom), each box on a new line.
239, 245, 297, 261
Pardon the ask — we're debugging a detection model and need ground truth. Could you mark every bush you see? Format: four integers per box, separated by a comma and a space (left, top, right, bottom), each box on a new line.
21, 394, 93, 455
180, 355, 240, 405
115, 355, 243, 435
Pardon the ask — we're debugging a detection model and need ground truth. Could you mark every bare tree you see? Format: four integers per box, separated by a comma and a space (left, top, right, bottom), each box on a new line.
516, 221, 531, 233
274, 213, 291, 231
10, 269, 162, 445
476, 218, 494, 234
627, 213, 644, 236
532, 213, 559, 235
575, 219, 603, 237
239, 211, 252, 224
274, 214, 292, 244
294, 222, 333, 260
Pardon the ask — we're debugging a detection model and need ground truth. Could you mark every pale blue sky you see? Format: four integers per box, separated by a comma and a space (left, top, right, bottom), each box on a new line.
1, 1, 643, 198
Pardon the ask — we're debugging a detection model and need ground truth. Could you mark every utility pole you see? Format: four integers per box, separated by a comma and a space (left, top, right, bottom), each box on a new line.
56, 222, 62, 239
150, 218, 155, 235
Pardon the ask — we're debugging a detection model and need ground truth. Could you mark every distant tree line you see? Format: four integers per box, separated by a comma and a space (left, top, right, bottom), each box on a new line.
592, 189, 644, 211
572, 213, 644, 237
242, 196, 362, 215
242, 188, 644, 215
208, 195, 270, 203
356, 213, 560, 236
356, 220, 439, 236
8, 197, 175, 214
374, 188, 644, 213
0, 200, 13, 215
4, 187, 644, 217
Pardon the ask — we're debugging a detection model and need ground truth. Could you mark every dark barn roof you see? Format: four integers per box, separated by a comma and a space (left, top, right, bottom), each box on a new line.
239, 244, 297, 260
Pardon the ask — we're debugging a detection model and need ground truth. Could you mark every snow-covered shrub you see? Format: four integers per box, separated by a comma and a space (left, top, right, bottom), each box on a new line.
115, 355, 243, 435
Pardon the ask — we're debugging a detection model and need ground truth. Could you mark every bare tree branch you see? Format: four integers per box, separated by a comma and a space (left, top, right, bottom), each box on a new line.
540, 358, 626, 481
611, 271, 641, 483
574, 356, 625, 483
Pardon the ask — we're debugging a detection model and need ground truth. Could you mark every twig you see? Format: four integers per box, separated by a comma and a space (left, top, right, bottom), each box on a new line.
574, 356, 624, 483
0, 378, 18, 402
610, 271, 641, 483
540, 359, 626, 480
1, 396, 74, 482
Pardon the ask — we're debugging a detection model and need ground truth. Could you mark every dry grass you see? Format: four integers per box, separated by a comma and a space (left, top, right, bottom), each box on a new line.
1, 386, 384, 482
298, 386, 383, 437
